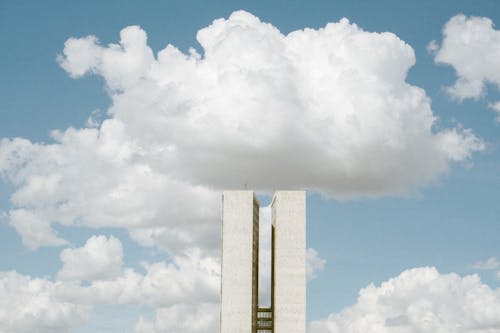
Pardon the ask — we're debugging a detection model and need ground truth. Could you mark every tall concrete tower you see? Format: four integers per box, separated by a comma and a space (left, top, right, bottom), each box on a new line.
220, 191, 260, 333
221, 191, 306, 333
271, 191, 306, 333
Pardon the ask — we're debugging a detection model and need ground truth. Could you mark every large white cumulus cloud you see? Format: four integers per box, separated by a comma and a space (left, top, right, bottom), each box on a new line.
430, 14, 500, 109
310, 267, 500, 333
56, 10, 482, 196
0, 10, 484, 250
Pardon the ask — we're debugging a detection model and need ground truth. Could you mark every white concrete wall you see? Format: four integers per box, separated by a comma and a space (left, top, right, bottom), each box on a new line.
272, 191, 306, 333
220, 191, 258, 333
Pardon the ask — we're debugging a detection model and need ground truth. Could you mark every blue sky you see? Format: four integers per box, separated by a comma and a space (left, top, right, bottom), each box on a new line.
1, 1, 500, 332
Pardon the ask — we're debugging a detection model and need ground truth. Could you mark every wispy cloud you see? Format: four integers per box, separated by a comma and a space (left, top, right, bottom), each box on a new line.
471, 257, 500, 280
471, 257, 500, 270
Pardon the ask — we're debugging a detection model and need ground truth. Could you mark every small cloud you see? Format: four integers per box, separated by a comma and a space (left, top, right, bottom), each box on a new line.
426, 40, 439, 54
0, 211, 8, 222
307, 248, 326, 281
471, 257, 500, 270
431, 14, 500, 105
488, 101, 500, 122
58, 234, 123, 281
471, 257, 500, 282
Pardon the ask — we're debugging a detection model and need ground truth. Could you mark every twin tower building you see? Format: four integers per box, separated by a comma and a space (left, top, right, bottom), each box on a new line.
220, 191, 306, 333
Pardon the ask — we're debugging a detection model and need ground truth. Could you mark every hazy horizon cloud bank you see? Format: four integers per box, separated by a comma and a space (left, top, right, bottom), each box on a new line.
0, 10, 496, 333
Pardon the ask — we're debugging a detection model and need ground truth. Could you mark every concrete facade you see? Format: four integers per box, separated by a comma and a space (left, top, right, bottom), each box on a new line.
220, 190, 305, 333
220, 191, 259, 333
272, 191, 306, 333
